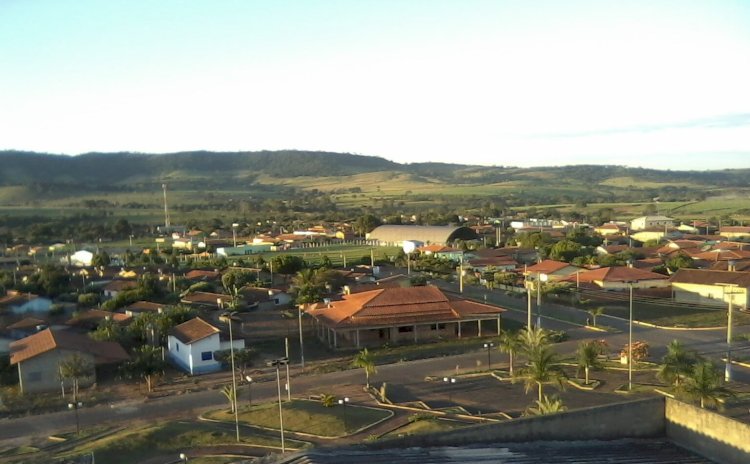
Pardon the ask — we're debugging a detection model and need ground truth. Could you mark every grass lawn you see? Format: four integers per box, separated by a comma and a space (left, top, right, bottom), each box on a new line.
55, 421, 306, 464
602, 304, 750, 328
381, 418, 465, 438
208, 399, 392, 437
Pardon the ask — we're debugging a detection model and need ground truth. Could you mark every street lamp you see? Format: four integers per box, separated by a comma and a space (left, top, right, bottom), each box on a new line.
245, 376, 253, 407
232, 223, 239, 248
179, 452, 188, 462
483, 342, 495, 371
223, 310, 240, 443
443, 377, 457, 403
338, 397, 350, 433
68, 401, 83, 436
626, 280, 635, 391
268, 357, 289, 453
536, 273, 548, 328
298, 305, 305, 369
718, 283, 739, 381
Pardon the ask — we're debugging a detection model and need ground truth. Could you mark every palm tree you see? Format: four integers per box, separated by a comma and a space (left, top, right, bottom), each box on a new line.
518, 346, 567, 403
681, 361, 734, 409
498, 331, 522, 377
657, 340, 699, 390
352, 348, 377, 389
58, 353, 94, 402
519, 326, 549, 357
526, 394, 567, 416
576, 340, 603, 385
587, 307, 604, 327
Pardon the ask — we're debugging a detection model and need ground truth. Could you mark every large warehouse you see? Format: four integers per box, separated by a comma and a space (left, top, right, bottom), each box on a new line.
367, 225, 479, 246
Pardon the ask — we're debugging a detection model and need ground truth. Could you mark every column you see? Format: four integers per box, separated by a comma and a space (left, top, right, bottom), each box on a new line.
333, 330, 338, 348
413, 325, 418, 343
457, 321, 462, 338
356, 329, 361, 348
497, 315, 502, 335
478, 319, 482, 337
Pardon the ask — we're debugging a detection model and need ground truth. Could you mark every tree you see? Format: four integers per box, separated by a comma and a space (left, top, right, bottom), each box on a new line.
222, 269, 256, 291
352, 348, 377, 388
587, 307, 604, 327
89, 318, 126, 343
214, 348, 257, 378
58, 353, 94, 402
123, 345, 166, 393
681, 361, 734, 409
221, 384, 237, 413
525, 395, 567, 416
576, 340, 603, 385
354, 214, 382, 236
498, 330, 522, 377
273, 255, 306, 276
665, 254, 695, 273
549, 240, 582, 262
518, 345, 567, 403
519, 326, 549, 357
91, 251, 111, 267
658, 340, 699, 390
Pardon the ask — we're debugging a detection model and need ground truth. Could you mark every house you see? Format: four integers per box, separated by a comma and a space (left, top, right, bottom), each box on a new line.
524, 260, 581, 281
305, 286, 506, 349
180, 292, 234, 309
123, 301, 166, 317
68, 250, 94, 267
630, 216, 674, 231
719, 226, 750, 240
9, 328, 129, 394
216, 244, 273, 257
594, 223, 627, 236
238, 286, 292, 310
467, 256, 518, 273
6, 317, 47, 339
417, 245, 465, 262
66, 309, 131, 330
167, 317, 244, 375
0, 291, 53, 314
670, 269, 750, 310
563, 266, 670, 290
102, 280, 137, 299
184, 269, 222, 282
630, 228, 681, 244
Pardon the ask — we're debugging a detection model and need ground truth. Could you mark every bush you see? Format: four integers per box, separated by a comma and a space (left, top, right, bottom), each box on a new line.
48, 304, 66, 317
408, 412, 435, 423
547, 330, 569, 343
77, 292, 100, 307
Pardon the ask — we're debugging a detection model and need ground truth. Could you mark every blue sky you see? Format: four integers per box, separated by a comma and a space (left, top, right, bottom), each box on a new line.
1, 0, 750, 170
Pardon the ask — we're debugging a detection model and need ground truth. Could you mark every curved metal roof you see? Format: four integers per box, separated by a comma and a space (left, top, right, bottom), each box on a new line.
367, 225, 478, 245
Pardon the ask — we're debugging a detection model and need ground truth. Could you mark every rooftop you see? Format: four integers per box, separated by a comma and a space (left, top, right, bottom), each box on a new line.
10, 328, 129, 365
170, 317, 220, 344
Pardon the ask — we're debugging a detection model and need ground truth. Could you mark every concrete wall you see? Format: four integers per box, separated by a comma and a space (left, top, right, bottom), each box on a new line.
373, 397, 666, 448
665, 398, 750, 464
18, 349, 95, 394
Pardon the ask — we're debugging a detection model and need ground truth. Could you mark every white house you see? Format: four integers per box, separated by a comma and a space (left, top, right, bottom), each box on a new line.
630, 216, 674, 231
167, 317, 244, 375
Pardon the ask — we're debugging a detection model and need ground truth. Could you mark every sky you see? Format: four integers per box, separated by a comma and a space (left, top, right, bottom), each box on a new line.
1, 0, 750, 170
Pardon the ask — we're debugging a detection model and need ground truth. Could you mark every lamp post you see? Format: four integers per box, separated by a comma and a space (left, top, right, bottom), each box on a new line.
179, 452, 188, 462
298, 305, 305, 369
718, 283, 739, 381
536, 273, 548, 328
68, 401, 83, 436
443, 377, 457, 403
338, 397, 350, 433
232, 223, 239, 248
627, 281, 634, 391
483, 342, 495, 371
268, 357, 289, 453
224, 310, 240, 442
245, 375, 253, 407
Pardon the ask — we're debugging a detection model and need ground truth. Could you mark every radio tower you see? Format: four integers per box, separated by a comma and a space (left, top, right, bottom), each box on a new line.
162, 183, 171, 228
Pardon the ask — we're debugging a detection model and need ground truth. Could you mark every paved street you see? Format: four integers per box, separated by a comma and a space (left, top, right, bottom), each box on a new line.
2, 279, 750, 445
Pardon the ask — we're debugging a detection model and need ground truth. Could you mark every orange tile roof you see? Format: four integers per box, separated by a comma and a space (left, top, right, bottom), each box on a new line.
185, 269, 222, 280
67, 309, 131, 326
670, 269, 750, 287
525, 260, 577, 274
124, 301, 166, 313
0, 291, 40, 307
103, 280, 137, 292
10, 329, 129, 365
6, 317, 46, 330
169, 317, 220, 344
689, 249, 750, 262
720, 226, 750, 234
565, 266, 668, 283
181, 292, 232, 306
306, 286, 505, 329
418, 245, 461, 253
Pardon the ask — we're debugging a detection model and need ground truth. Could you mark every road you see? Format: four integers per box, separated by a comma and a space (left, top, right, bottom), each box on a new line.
2, 279, 750, 443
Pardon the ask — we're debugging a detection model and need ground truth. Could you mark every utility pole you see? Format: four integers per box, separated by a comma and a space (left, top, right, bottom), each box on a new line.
162, 184, 171, 229
285, 338, 291, 401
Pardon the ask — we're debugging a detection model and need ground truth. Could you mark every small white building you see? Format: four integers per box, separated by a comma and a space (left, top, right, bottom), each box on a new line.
68, 250, 94, 267
630, 216, 674, 231
167, 317, 244, 375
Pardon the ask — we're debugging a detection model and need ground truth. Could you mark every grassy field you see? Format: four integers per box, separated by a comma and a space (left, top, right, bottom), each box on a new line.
52, 421, 307, 464
208, 399, 392, 437
602, 304, 750, 328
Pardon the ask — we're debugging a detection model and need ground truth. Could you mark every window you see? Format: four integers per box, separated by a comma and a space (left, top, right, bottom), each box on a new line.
201, 351, 213, 361
398, 326, 414, 333
28, 372, 42, 382
175, 343, 179, 352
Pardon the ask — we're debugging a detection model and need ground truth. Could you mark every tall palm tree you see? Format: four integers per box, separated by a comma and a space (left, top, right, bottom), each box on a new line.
657, 340, 698, 390
518, 346, 567, 403
519, 326, 549, 357
526, 394, 567, 416
681, 361, 734, 409
576, 340, 603, 385
352, 348, 377, 388
221, 384, 237, 413
498, 330, 522, 377
58, 353, 94, 402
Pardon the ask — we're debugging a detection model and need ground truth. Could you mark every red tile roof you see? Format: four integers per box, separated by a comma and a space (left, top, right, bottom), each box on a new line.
670, 269, 750, 287
169, 317, 220, 344
103, 280, 137, 292
67, 309, 131, 326
185, 269, 222, 281
565, 266, 668, 283
418, 245, 461, 253
181, 292, 233, 307
689, 250, 750, 262
525, 260, 577, 274
306, 286, 505, 329
720, 226, 750, 234
124, 301, 166, 314
6, 317, 46, 330
10, 329, 129, 365
0, 291, 40, 307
